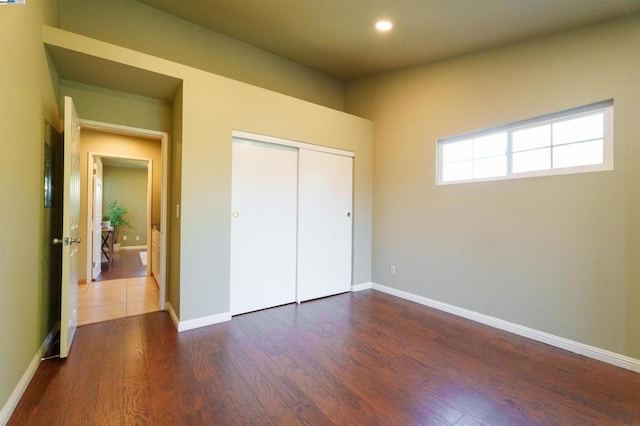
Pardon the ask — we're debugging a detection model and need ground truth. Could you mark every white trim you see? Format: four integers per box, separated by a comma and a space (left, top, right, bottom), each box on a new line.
177, 312, 231, 332
371, 283, 640, 373
603, 105, 614, 170
88, 156, 102, 281
232, 130, 354, 158
166, 302, 231, 333
351, 282, 373, 292
81, 119, 167, 139
159, 134, 168, 312
146, 159, 153, 276
118, 245, 147, 251
0, 332, 54, 424
80, 119, 168, 312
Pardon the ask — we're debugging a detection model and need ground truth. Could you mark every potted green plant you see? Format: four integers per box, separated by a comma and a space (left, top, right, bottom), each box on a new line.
101, 213, 111, 229
107, 200, 130, 251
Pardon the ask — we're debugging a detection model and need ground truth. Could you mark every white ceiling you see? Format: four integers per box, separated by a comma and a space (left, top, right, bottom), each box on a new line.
136, 0, 640, 80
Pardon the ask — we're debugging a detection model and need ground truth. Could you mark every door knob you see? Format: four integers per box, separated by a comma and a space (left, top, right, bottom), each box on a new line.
52, 237, 81, 246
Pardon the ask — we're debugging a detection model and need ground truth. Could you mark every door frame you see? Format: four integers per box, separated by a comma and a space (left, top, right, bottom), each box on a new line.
91, 156, 103, 280
81, 119, 168, 311
232, 130, 354, 157
86, 152, 153, 279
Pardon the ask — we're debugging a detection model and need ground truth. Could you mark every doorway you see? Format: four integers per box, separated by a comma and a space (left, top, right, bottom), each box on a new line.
90, 155, 151, 282
78, 122, 168, 325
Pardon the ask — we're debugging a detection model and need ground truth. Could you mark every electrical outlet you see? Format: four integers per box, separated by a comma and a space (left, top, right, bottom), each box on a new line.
390, 264, 396, 274
123, 235, 127, 241
135, 236, 140, 241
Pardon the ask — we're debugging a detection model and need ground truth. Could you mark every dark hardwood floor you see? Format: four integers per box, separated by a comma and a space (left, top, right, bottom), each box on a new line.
96, 249, 147, 281
10, 290, 640, 425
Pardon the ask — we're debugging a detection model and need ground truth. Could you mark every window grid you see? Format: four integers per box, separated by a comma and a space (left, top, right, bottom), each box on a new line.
437, 102, 613, 185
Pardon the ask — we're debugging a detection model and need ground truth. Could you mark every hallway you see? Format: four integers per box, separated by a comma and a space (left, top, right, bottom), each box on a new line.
78, 276, 159, 326
97, 248, 147, 281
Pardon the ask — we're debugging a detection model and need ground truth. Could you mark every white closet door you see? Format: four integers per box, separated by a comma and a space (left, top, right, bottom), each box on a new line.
297, 149, 353, 302
230, 140, 298, 315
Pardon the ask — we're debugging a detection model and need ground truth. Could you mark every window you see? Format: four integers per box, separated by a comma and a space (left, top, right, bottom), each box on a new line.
436, 101, 613, 185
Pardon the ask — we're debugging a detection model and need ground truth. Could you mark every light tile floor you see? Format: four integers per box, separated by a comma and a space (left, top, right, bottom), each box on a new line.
77, 276, 159, 326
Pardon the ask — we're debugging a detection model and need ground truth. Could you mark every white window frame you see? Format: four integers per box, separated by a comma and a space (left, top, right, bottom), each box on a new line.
436, 100, 614, 185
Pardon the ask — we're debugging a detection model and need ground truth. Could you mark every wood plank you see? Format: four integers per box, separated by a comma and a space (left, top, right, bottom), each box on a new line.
9, 291, 640, 425
61, 321, 107, 424
93, 321, 125, 424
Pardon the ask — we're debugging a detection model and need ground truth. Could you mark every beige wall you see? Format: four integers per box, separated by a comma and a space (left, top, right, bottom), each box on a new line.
58, 0, 344, 110
78, 129, 162, 281
103, 166, 149, 247
61, 80, 173, 133
344, 15, 640, 358
179, 77, 373, 320
44, 27, 373, 324
0, 0, 60, 415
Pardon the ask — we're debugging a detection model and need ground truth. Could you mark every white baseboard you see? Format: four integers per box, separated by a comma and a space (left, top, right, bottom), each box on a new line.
371, 283, 640, 374
119, 245, 146, 251
351, 282, 373, 292
166, 302, 231, 332
0, 331, 54, 424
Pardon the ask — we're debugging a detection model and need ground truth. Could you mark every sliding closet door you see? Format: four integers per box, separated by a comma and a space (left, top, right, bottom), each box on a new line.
297, 149, 353, 302
230, 139, 298, 315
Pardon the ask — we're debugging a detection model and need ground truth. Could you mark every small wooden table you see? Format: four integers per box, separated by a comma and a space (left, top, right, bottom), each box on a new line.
101, 227, 114, 264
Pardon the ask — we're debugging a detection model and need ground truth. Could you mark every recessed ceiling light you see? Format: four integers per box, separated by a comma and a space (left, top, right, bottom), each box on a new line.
375, 20, 393, 32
